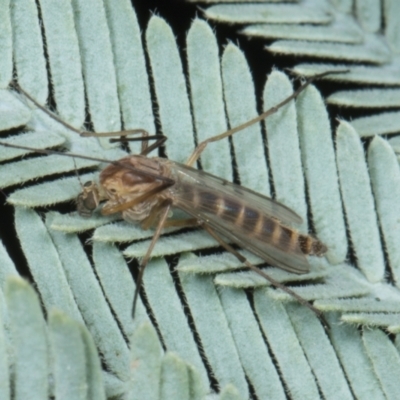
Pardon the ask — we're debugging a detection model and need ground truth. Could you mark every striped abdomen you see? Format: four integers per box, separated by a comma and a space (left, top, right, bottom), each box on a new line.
181, 186, 326, 256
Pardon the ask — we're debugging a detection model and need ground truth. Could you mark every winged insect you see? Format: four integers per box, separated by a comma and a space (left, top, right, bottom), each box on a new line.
0, 71, 346, 325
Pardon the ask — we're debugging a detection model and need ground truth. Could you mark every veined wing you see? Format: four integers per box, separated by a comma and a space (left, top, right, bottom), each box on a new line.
171, 163, 303, 226
170, 162, 310, 274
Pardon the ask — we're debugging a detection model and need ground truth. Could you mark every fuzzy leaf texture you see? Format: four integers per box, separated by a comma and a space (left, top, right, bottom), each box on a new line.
1, 0, 400, 399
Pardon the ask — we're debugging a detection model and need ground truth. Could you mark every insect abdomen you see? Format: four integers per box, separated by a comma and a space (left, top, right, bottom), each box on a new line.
297, 231, 327, 256
192, 188, 326, 256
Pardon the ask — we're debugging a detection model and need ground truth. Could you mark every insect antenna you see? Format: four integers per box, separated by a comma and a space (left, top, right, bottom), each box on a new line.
71, 157, 85, 190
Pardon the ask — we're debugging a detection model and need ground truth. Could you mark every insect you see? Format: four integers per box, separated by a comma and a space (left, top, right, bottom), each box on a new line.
0, 71, 343, 325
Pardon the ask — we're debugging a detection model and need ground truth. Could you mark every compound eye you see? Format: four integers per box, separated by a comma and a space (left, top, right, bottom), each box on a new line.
83, 181, 93, 188
77, 188, 99, 218
77, 195, 93, 218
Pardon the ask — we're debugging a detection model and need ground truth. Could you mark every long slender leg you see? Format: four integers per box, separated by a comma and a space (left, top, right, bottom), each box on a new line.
140, 202, 169, 231
186, 70, 347, 166
132, 201, 172, 318
201, 223, 329, 329
10, 81, 166, 155
162, 218, 199, 228
141, 202, 198, 231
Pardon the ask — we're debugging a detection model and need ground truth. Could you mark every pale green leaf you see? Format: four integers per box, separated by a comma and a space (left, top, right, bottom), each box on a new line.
49, 210, 119, 234
102, 0, 155, 155
11, 0, 47, 101
14, 208, 83, 322
384, 0, 400, 53
0, 241, 18, 287
38, 0, 85, 126
141, 258, 210, 389
297, 85, 347, 264
264, 70, 308, 225
92, 242, 149, 338
93, 220, 160, 242
268, 34, 392, 64
214, 264, 328, 288
179, 270, 249, 399
351, 111, 400, 137
315, 297, 400, 313
363, 329, 400, 399
218, 384, 243, 400
80, 320, 108, 400
0, 289, 10, 399
49, 311, 94, 400
221, 43, 269, 195
0, 0, 12, 89
123, 230, 217, 258
267, 264, 372, 302
218, 287, 286, 400
294, 62, 400, 85
328, 88, 400, 108
8, 173, 95, 207
286, 303, 353, 400
202, 2, 332, 24
355, 0, 381, 33
0, 89, 31, 130
145, 16, 194, 164
5, 277, 48, 400
241, 14, 363, 43
45, 214, 131, 381
342, 313, 400, 332
336, 121, 385, 282
2, 0, 400, 398
70, 0, 120, 137
368, 137, 400, 288
0, 130, 64, 162
187, 19, 231, 180
160, 353, 190, 400
128, 322, 163, 400
327, 313, 386, 400
254, 291, 320, 400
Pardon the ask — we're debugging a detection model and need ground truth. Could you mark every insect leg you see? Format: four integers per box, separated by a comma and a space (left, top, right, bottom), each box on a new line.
141, 203, 198, 231
10, 81, 165, 153
140, 202, 169, 231
186, 70, 348, 166
101, 131, 166, 156
132, 200, 172, 318
201, 223, 329, 329
162, 218, 199, 228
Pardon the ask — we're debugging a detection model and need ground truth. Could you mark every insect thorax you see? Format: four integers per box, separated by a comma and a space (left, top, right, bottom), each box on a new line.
78, 155, 173, 223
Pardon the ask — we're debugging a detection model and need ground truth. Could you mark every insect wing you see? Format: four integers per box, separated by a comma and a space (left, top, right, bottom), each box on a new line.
171, 163, 310, 274
173, 163, 303, 226
204, 218, 309, 273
